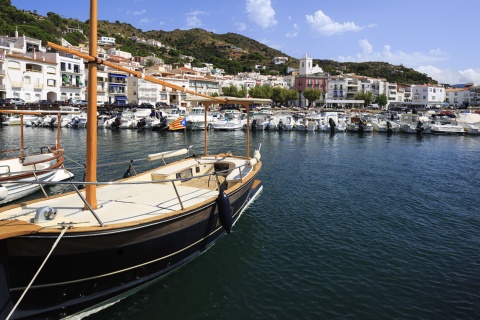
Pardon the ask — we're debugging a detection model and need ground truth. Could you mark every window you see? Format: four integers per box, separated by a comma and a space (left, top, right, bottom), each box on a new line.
61, 62, 66, 71
8, 61, 20, 69
47, 79, 56, 86
24, 76, 31, 84
47, 66, 56, 74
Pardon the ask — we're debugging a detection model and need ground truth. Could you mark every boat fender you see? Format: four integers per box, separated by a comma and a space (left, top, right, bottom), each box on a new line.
217, 189, 233, 233
123, 160, 133, 178
34, 206, 57, 223
0, 184, 8, 202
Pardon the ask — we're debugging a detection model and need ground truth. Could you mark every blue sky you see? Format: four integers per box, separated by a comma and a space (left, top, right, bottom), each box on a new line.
11, 0, 480, 85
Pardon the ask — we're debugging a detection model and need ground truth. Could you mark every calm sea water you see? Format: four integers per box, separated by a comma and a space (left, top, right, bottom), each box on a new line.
1, 126, 480, 320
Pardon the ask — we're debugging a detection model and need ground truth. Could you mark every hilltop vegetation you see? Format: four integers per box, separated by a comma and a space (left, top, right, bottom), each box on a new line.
0, 0, 437, 84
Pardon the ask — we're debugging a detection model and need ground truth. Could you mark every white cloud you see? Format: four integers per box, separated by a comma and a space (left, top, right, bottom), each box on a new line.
286, 31, 298, 38
185, 10, 208, 28
306, 10, 370, 36
127, 9, 146, 16
286, 23, 299, 38
246, 0, 277, 29
236, 22, 247, 31
337, 39, 480, 84
417, 66, 480, 85
139, 18, 154, 24
338, 39, 449, 66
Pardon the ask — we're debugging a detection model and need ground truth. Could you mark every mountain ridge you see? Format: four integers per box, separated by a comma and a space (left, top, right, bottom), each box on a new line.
0, 0, 437, 84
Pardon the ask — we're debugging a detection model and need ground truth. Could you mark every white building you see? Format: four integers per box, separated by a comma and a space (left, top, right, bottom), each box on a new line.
106, 48, 132, 60
98, 37, 116, 46
411, 84, 446, 108
445, 87, 470, 108
58, 52, 86, 103
272, 56, 289, 65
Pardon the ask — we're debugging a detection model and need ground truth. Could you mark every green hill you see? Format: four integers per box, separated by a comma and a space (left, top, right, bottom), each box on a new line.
0, 0, 436, 84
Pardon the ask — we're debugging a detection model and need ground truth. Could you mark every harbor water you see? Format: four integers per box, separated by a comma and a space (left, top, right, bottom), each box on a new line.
1, 126, 479, 319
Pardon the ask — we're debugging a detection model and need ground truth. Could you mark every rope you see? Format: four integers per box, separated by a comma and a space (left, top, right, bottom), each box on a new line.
6, 226, 69, 320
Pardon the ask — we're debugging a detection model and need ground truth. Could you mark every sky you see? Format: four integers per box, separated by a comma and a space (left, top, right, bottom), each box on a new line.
10, 0, 480, 85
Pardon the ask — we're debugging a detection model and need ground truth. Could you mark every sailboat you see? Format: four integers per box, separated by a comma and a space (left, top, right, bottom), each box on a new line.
0, 1, 265, 319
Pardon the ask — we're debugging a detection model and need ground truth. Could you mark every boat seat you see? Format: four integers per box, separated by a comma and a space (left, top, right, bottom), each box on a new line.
150, 159, 199, 181
225, 165, 252, 183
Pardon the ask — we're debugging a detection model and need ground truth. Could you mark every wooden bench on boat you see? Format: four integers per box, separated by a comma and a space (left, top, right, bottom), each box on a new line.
149, 155, 254, 189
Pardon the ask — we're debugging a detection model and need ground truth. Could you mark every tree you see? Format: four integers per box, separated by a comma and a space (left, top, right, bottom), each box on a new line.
145, 59, 155, 67
355, 91, 374, 108
249, 84, 272, 99
302, 88, 322, 107
375, 94, 388, 109
221, 84, 247, 98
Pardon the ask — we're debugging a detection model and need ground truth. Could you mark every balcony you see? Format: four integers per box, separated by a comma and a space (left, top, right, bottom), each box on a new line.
34, 84, 44, 89
0, 70, 5, 76
11, 82, 23, 88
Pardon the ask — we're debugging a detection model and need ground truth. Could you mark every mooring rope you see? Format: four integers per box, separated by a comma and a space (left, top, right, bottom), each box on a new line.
6, 226, 69, 320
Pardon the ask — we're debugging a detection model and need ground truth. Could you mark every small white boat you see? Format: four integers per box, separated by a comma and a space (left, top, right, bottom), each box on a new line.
0, 111, 74, 205
318, 112, 347, 132
371, 114, 400, 133
455, 113, 480, 134
429, 114, 465, 134
210, 109, 247, 131
1, 114, 39, 126
186, 106, 214, 130
346, 115, 373, 132
399, 113, 431, 134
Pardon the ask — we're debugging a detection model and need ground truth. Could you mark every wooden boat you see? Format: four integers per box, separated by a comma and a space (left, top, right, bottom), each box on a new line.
0, 2, 266, 319
0, 112, 74, 205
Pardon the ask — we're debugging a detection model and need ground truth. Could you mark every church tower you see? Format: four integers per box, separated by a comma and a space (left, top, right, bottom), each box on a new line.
299, 53, 312, 75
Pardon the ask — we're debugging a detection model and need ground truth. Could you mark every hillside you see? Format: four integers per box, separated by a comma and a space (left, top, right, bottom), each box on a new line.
0, 0, 437, 84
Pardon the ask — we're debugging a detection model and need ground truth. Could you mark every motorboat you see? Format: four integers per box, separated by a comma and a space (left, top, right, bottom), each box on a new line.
346, 115, 373, 132
210, 109, 247, 131
370, 114, 400, 133
305, 116, 319, 132
0, 111, 74, 205
271, 111, 295, 131
429, 113, 465, 134
317, 112, 347, 133
185, 106, 214, 130
59, 106, 82, 127
399, 113, 431, 134
454, 113, 480, 134
0, 7, 265, 318
1, 114, 40, 126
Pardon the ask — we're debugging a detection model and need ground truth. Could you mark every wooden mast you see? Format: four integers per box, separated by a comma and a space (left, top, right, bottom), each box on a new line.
85, 0, 98, 209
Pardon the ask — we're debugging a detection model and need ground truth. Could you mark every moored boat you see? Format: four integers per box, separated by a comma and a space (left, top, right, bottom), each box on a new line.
0, 5, 265, 318
0, 111, 74, 205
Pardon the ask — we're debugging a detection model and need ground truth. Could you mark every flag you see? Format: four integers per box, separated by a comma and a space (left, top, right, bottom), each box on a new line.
169, 117, 186, 131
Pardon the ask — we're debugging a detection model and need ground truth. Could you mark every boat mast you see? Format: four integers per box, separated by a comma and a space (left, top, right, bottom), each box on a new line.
85, 0, 98, 209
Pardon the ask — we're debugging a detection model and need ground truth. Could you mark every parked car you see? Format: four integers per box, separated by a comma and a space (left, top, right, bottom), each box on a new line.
0, 98, 7, 107
35, 99, 54, 107
5, 98, 26, 106
77, 100, 88, 107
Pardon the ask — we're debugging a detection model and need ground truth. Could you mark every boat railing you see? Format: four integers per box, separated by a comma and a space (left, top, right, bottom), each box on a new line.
0, 159, 258, 227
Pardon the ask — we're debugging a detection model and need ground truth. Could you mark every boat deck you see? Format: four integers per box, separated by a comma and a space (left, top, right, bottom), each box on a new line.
0, 175, 225, 231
